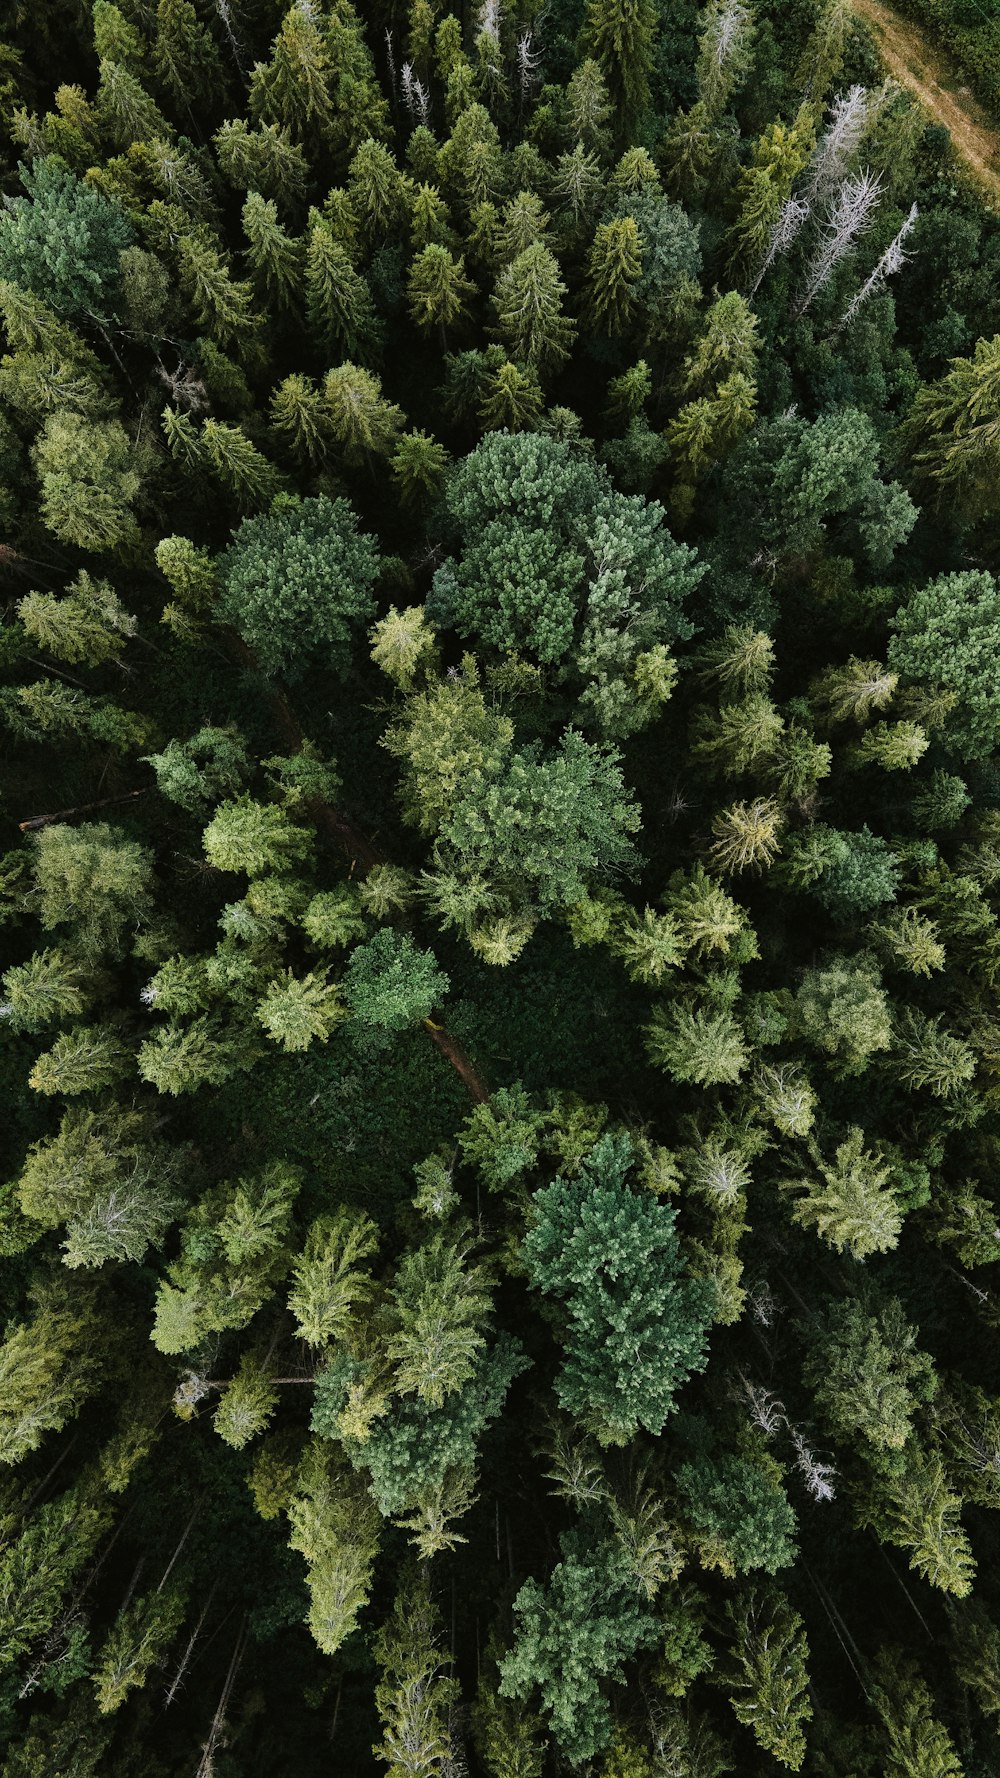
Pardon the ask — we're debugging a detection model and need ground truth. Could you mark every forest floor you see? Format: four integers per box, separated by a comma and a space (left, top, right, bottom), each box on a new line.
854, 0, 1000, 204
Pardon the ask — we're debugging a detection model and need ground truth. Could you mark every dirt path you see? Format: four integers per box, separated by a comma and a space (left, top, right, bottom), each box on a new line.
854, 0, 1000, 204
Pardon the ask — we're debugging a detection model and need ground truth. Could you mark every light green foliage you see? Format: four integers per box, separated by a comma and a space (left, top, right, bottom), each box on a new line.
724, 1591, 812, 1769
151, 1162, 299, 1353
784, 1128, 904, 1259
905, 330, 1000, 516
373, 1575, 460, 1778
889, 571, 1000, 762
93, 1587, 186, 1714
892, 1009, 976, 1098
287, 1441, 380, 1657
33, 413, 143, 551
585, 217, 644, 335
18, 1105, 183, 1267
386, 1229, 491, 1408
804, 1296, 936, 1457
0, 1283, 101, 1464
28, 1023, 130, 1096
871, 1652, 965, 1776
523, 1134, 712, 1443
322, 363, 405, 465
492, 245, 575, 373
342, 929, 449, 1045
869, 1448, 976, 1597
256, 968, 346, 1051
710, 798, 783, 874
408, 242, 476, 335
18, 572, 135, 666
370, 604, 438, 688
136, 1014, 253, 1095
2, 948, 94, 1031
793, 957, 893, 1074
0, 1482, 108, 1666
31, 822, 153, 959
202, 797, 312, 877
646, 1003, 748, 1085
0, 158, 133, 318
288, 1209, 378, 1347
301, 886, 366, 949
499, 1529, 661, 1762
874, 907, 946, 976
213, 1354, 278, 1450
219, 495, 379, 678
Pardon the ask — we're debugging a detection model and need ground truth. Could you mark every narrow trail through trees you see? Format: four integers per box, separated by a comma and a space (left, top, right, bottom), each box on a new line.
854, 0, 1000, 202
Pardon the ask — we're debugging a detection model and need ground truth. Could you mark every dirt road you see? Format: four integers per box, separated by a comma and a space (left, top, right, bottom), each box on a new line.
854, 0, 1000, 204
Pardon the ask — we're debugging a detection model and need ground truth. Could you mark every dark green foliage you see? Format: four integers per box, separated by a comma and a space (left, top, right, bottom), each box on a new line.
523, 1132, 713, 1443
1, 5, 1000, 1774
0, 157, 133, 318
219, 495, 379, 678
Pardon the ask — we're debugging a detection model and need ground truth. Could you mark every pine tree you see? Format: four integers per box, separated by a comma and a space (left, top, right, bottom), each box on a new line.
176, 231, 256, 349
249, 4, 333, 143
242, 191, 304, 312
305, 211, 378, 358
288, 1209, 378, 1347
580, 0, 657, 140
286, 1442, 380, 1656
710, 797, 783, 874
584, 217, 643, 336
213, 1351, 278, 1448
645, 1001, 749, 1085
725, 1591, 812, 1770
322, 363, 405, 466
871, 1652, 965, 1776
0, 1283, 102, 1464
214, 117, 309, 209
18, 571, 135, 667
408, 242, 476, 339
391, 430, 450, 504
479, 357, 544, 431
782, 1128, 903, 1260
201, 419, 283, 508
33, 414, 143, 553
94, 1587, 186, 1713
523, 1133, 712, 1443
373, 1574, 461, 1776
492, 244, 576, 373
2, 948, 94, 1031
28, 1024, 130, 1097
256, 969, 346, 1051
154, 0, 224, 112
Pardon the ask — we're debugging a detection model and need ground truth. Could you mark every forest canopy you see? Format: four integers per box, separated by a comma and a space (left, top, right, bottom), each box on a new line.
2, 0, 1000, 1774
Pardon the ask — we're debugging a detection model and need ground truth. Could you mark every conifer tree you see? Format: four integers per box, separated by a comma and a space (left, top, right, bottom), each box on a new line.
724, 1591, 812, 1769
584, 216, 643, 336
322, 363, 405, 466
408, 242, 476, 340
580, 0, 657, 140
305, 211, 378, 358
242, 191, 304, 312
492, 244, 576, 373
249, 4, 334, 143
